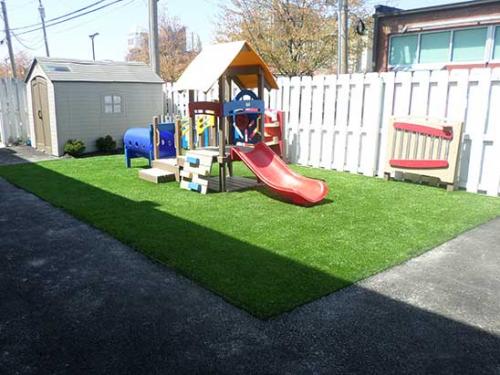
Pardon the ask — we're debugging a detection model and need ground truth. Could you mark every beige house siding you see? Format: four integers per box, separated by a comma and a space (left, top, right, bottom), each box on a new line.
53, 82, 163, 155
26, 64, 60, 155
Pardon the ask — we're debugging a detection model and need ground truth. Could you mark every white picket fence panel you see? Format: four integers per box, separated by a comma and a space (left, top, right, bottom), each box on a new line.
0, 78, 29, 146
164, 68, 500, 197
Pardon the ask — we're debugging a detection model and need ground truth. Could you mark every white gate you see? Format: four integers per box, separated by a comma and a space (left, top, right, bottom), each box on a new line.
0, 78, 29, 146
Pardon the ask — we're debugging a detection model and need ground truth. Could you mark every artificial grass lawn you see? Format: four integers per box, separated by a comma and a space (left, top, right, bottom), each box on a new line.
1, 155, 500, 318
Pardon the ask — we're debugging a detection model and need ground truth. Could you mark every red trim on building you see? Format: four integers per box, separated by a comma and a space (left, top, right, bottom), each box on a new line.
445, 62, 500, 70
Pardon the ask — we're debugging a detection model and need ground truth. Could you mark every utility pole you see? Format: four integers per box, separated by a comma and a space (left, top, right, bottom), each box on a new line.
89, 32, 99, 60
1, 0, 16, 78
337, 0, 342, 74
148, 0, 160, 75
38, 0, 50, 57
337, 0, 349, 74
342, 0, 349, 74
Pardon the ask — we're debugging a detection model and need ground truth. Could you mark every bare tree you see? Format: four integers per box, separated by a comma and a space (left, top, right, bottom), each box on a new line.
126, 11, 200, 81
215, 0, 371, 76
0, 51, 32, 79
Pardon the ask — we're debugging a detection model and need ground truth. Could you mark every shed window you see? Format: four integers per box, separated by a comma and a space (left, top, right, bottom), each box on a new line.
419, 31, 450, 63
451, 27, 487, 62
104, 95, 122, 113
493, 26, 500, 60
46, 65, 71, 72
389, 34, 418, 66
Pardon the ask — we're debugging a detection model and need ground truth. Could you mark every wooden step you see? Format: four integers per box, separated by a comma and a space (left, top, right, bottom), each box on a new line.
152, 157, 178, 172
152, 158, 181, 181
139, 168, 176, 183
180, 178, 208, 194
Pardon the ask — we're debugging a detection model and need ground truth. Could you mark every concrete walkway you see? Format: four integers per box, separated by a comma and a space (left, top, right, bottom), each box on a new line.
0, 178, 499, 374
0, 145, 57, 165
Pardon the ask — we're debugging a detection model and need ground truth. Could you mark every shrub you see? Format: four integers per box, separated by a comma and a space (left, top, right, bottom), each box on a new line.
96, 135, 117, 152
64, 139, 86, 156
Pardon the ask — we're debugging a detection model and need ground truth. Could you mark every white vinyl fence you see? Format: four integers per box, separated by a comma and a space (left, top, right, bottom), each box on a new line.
165, 68, 500, 197
0, 78, 29, 146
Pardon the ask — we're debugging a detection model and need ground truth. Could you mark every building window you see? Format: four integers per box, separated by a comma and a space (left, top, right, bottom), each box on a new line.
389, 25, 498, 68
419, 31, 451, 64
493, 26, 500, 60
451, 27, 487, 62
104, 95, 122, 113
389, 34, 418, 65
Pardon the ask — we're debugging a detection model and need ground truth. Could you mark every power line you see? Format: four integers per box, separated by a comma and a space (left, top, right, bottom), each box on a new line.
46, 0, 136, 35
16, 0, 125, 36
11, 31, 41, 50
12, 0, 109, 31
2, 0, 136, 55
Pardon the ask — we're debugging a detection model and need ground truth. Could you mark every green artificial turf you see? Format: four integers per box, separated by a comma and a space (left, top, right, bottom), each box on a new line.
1, 155, 499, 318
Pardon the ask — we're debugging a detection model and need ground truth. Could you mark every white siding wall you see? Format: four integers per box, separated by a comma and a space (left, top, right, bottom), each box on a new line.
53, 82, 163, 156
26, 64, 59, 155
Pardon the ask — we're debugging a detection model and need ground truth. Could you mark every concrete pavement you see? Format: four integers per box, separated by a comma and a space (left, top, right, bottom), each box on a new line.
0, 178, 499, 374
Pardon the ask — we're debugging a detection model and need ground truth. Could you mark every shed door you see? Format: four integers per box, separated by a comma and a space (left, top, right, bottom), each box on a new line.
31, 77, 52, 154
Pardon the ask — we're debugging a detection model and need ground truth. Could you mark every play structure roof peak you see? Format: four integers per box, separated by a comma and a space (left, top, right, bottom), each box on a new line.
175, 41, 278, 92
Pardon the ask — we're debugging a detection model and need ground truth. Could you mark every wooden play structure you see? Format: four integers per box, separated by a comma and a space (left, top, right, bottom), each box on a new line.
132, 41, 328, 206
173, 41, 282, 193
384, 117, 464, 190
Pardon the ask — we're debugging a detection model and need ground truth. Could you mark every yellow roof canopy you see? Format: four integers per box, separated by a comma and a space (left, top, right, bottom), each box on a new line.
175, 41, 278, 92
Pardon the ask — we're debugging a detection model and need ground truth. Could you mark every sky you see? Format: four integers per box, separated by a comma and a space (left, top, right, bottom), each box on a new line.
1, 0, 470, 62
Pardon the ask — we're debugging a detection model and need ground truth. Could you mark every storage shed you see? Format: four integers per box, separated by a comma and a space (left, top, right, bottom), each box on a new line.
25, 57, 164, 156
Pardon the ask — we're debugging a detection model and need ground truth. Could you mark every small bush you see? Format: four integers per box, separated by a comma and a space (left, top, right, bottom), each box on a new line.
96, 135, 117, 152
64, 139, 86, 156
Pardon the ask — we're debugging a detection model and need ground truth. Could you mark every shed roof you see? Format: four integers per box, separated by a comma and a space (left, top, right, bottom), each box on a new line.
25, 57, 164, 84
175, 41, 278, 92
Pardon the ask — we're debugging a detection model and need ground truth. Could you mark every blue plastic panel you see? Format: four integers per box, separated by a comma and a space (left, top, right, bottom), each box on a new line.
188, 182, 200, 192
186, 156, 199, 165
223, 100, 265, 117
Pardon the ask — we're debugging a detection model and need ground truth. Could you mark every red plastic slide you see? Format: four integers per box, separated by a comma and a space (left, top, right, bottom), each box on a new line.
231, 142, 329, 206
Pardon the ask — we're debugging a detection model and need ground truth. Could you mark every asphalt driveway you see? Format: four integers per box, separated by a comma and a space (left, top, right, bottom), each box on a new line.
0, 177, 499, 374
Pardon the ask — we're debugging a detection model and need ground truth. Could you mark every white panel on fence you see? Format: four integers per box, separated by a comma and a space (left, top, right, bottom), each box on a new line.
287, 76, 301, 162
447, 69, 470, 188
393, 71, 412, 117
465, 69, 491, 193
310, 75, 325, 167
275, 77, 285, 111
321, 75, 337, 169
377, 72, 395, 176
297, 76, 312, 165
481, 68, 500, 195
263, 88, 270, 108
332, 74, 350, 171
345, 74, 364, 173
269, 82, 278, 110
280, 76, 290, 122
410, 71, 430, 117
360, 73, 384, 176
279, 77, 290, 159
428, 70, 449, 119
